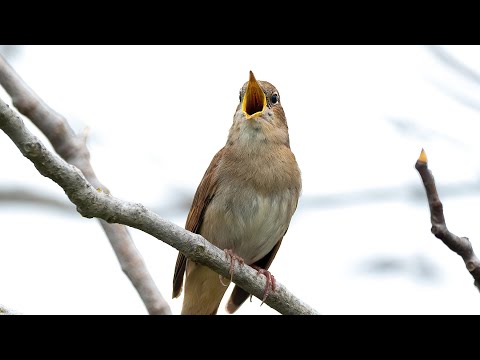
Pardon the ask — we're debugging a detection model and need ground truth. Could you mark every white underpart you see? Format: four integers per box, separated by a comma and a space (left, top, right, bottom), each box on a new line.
201, 186, 294, 264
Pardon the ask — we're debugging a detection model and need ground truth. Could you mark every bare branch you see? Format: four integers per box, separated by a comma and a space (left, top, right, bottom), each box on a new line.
426, 45, 480, 86
425, 45, 480, 114
415, 149, 480, 291
0, 56, 171, 315
0, 98, 319, 315
0, 186, 74, 211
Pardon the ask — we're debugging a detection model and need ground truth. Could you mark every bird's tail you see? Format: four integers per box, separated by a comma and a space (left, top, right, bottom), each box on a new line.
181, 262, 230, 315
226, 285, 250, 314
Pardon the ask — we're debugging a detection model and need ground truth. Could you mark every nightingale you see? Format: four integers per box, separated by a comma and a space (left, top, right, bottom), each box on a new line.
172, 71, 301, 315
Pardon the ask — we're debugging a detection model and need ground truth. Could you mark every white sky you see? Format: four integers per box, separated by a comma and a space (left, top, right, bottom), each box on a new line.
1, 45, 480, 314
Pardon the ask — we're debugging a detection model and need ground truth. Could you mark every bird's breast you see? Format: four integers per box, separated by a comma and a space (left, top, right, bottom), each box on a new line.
200, 182, 298, 264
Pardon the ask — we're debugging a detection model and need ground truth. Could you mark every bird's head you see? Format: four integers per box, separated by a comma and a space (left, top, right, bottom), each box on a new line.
229, 71, 290, 148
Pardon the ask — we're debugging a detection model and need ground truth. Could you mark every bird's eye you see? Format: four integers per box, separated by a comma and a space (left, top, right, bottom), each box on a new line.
239, 91, 242, 102
271, 93, 278, 104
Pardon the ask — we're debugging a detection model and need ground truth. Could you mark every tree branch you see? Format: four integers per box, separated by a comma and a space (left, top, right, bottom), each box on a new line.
415, 148, 480, 291
0, 186, 74, 211
426, 45, 480, 86
0, 55, 171, 315
0, 96, 319, 315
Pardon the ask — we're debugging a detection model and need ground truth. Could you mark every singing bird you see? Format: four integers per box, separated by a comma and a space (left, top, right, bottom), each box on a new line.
172, 71, 301, 315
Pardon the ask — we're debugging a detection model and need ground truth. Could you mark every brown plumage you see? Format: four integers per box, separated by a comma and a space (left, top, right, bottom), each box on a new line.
172, 71, 301, 315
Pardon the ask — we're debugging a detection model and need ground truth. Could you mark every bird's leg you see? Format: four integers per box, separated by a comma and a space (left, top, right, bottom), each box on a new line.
219, 249, 244, 286
251, 265, 277, 305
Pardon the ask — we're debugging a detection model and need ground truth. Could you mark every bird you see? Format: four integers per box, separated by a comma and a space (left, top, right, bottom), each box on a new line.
172, 71, 302, 315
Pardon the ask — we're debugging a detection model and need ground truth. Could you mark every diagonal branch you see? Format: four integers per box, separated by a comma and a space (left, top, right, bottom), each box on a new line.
426, 45, 480, 86
415, 148, 480, 291
0, 55, 171, 315
0, 186, 74, 211
0, 97, 319, 315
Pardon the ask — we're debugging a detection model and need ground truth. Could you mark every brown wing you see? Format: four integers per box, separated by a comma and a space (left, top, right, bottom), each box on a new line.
225, 237, 284, 313
172, 147, 225, 298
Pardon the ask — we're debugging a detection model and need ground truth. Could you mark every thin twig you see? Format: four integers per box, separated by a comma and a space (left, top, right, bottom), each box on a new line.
0, 98, 319, 315
0, 187, 74, 211
415, 148, 480, 291
426, 45, 480, 86
0, 55, 171, 315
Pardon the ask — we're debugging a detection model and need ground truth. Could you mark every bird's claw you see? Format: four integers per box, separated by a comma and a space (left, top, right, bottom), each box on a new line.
251, 265, 276, 305
219, 249, 244, 286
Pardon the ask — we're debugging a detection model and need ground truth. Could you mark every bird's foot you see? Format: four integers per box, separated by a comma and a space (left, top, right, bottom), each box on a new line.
219, 249, 244, 286
251, 265, 276, 305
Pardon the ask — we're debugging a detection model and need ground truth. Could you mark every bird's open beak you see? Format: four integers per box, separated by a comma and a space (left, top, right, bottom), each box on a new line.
242, 71, 267, 119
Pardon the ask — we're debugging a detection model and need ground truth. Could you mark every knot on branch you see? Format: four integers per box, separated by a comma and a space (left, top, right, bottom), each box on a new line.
431, 224, 446, 238
192, 235, 207, 259
23, 141, 42, 157
469, 262, 480, 277
466, 261, 477, 272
